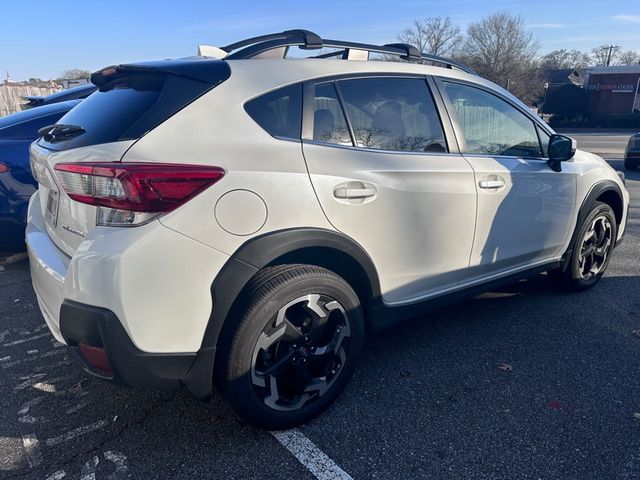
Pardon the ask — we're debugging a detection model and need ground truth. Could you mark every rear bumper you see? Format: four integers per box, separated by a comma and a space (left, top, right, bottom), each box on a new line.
26, 189, 230, 397
60, 300, 212, 392
26, 192, 69, 343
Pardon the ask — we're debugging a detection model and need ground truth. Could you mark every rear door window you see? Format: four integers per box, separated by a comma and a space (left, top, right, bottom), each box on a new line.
335, 77, 447, 153
245, 84, 302, 140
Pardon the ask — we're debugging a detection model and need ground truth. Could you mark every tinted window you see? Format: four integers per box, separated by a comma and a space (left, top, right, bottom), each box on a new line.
40, 72, 223, 151
245, 84, 302, 139
442, 82, 542, 158
336, 78, 447, 152
313, 83, 351, 145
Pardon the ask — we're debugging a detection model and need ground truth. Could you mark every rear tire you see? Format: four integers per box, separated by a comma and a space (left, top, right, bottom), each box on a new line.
551, 201, 617, 291
216, 264, 365, 430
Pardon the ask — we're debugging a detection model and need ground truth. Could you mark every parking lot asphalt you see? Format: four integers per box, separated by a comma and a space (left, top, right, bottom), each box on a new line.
1, 158, 639, 480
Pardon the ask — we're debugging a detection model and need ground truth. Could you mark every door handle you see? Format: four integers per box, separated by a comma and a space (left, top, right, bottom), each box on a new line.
333, 187, 377, 199
478, 179, 505, 189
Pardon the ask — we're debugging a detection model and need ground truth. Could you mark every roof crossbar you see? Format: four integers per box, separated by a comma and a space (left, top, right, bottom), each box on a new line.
383, 43, 421, 61
220, 29, 476, 75
221, 29, 322, 53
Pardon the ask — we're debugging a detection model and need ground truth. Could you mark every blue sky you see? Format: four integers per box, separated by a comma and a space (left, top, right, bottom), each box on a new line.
1, 0, 639, 80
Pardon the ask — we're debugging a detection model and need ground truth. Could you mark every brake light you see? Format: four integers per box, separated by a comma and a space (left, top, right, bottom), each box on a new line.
54, 162, 224, 225
0, 162, 9, 173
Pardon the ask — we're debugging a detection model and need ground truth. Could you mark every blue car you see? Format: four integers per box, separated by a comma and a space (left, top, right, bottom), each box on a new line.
0, 100, 80, 250
21, 83, 96, 110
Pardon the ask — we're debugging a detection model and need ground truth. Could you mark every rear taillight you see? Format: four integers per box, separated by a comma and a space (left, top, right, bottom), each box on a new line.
54, 162, 224, 226
30, 155, 58, 191
0, 162, 9, 173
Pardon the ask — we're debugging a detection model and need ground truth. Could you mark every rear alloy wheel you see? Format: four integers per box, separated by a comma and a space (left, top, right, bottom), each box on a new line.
216, 265, 364, 429
551, 201, 617, 291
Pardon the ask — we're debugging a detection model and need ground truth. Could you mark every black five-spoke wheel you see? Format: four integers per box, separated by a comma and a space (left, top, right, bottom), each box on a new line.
551, 201, 617, 290
217, 264, 364, 430
577, 214, 613, 281
251, 294, 351, 411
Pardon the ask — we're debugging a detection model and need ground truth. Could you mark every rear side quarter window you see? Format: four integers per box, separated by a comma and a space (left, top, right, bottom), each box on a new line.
245, 84, 302, 140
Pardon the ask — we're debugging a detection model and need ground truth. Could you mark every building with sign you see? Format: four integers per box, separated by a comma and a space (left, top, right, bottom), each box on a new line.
584, 65, 640, 114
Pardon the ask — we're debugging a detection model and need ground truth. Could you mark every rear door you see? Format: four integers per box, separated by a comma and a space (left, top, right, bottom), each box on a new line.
301, 76, 477, 304
436, 79, 576, 279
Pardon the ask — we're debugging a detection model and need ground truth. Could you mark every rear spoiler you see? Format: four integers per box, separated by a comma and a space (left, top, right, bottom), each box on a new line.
21, 96, 45, 108
91, 58, 230, 87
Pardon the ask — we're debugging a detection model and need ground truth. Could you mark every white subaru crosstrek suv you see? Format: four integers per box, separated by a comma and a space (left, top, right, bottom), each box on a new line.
27, 30, 629, 429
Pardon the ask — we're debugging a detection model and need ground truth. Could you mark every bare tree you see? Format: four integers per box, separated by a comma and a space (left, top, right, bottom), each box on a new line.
591, 45, 621, 66
618, 50, 640, 65
540, 49, 591, 70
59, 69, 92, 80
398, 17, 462, 57
461, 12, 540, 99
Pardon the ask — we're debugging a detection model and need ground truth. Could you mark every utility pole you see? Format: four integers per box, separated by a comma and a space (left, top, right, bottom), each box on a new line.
603, 45, 620, 66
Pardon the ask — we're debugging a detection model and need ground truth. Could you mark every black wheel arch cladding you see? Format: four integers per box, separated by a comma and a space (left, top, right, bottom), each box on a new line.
202, 228, 381, 351
561, 180, 624, 271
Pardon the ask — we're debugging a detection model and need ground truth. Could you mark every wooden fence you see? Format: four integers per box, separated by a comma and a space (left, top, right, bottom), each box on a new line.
0, 85, 61, 117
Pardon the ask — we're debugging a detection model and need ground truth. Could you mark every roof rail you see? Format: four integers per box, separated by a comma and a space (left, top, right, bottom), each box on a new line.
217, 29, 476, 75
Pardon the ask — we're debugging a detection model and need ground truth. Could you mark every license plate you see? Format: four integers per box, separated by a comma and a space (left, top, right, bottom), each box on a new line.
45, 189, 59, 227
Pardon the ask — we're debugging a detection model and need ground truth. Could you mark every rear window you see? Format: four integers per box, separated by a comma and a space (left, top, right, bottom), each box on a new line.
245, 84, 302, 140
39, 71, 226, 151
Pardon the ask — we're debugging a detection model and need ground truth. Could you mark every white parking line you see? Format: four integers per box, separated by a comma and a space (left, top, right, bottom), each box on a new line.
45, 420, 109, 447
271, 429, 353, 480
21, 433, 43, 468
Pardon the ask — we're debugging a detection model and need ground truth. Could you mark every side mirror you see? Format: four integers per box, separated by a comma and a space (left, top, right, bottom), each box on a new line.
547, 134, 577, 172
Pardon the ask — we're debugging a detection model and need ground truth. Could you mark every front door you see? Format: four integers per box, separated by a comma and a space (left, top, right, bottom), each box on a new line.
437, 80, 577, 279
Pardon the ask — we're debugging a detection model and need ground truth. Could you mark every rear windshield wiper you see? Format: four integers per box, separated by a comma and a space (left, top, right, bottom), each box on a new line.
38, 124, 86, 143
